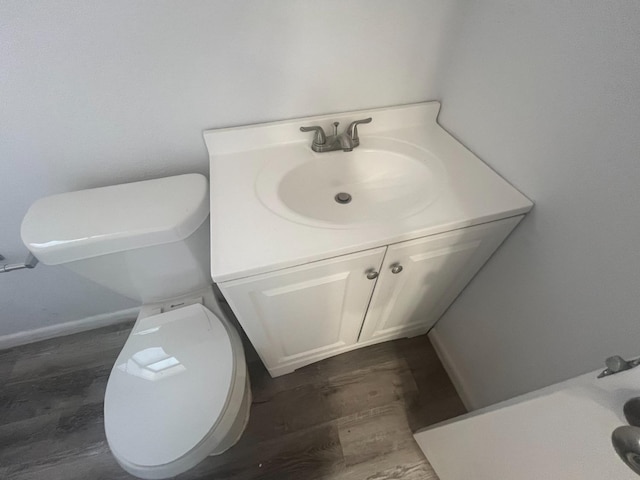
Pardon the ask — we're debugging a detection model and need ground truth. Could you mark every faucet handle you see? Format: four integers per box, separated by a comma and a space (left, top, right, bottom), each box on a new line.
598, 355, 637, 378
606, 355, 632, 373
346, 117, 372, 145
300, 125, 326, 145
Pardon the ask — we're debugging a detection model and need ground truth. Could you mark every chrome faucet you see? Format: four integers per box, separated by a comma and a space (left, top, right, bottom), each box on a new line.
598, 355, 640, 378
300, 117, 372, 153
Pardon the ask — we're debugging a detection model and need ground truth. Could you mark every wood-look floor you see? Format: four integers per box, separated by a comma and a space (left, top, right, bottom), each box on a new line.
0, 314, 465, 480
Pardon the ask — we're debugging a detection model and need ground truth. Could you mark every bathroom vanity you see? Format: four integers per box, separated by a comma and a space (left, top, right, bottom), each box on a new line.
414, 364, 640, 479
204, 102, 532, 377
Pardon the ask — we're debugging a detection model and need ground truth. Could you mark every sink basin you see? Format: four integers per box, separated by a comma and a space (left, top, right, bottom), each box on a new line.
255, 137, 445, 228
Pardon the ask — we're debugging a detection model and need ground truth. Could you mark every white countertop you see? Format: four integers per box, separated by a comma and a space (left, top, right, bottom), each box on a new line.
204, 102, 532, 282
414, 366, 640, 479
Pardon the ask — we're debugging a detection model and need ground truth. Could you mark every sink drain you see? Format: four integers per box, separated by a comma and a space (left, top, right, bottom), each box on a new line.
335, 192, 352, 204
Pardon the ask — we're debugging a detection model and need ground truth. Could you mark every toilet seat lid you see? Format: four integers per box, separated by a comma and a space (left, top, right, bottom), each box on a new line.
104, 303, 235, 467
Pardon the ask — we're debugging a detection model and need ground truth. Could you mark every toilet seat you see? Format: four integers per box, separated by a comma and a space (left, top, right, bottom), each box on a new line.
104, 303, 247, 479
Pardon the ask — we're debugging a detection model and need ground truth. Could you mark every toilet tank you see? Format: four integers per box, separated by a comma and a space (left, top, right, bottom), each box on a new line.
21, 174, 211, 303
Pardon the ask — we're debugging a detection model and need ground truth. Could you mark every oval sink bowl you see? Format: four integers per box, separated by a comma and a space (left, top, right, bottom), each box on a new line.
255, 137, 445, 228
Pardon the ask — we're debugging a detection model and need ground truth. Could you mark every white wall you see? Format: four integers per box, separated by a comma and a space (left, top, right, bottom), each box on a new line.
0, 1, 455, 338
431, 1, 640, 408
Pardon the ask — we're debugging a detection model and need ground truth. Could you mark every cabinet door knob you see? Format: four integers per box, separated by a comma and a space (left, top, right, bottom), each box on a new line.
390, 264, 403, 274
366, 270, 379, 280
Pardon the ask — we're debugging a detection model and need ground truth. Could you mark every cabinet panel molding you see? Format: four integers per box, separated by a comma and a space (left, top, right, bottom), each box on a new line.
358, 216, 523, 343
220, 247, 386, 376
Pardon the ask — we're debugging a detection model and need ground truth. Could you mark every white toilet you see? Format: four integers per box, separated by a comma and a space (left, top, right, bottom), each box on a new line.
20, 173, 251, 479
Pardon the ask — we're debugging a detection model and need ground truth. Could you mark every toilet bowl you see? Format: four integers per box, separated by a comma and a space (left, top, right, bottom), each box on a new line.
20, 174, 250, 479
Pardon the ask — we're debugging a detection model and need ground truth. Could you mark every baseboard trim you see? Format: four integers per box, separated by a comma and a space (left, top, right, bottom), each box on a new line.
428, 328, 477, 411
0, 307, 140, 351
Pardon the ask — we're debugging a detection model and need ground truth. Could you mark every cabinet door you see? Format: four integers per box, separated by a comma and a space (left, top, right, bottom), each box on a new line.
219, 247, 386, 376
359, 216, 523, 343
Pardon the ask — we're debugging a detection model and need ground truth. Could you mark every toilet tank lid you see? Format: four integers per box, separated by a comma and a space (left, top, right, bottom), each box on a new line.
21, 174, 209, 265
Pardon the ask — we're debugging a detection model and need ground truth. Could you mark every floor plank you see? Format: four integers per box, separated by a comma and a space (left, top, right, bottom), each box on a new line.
0, 319, 465, 479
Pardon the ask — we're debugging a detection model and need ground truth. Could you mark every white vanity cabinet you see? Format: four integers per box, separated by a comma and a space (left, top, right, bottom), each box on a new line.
219, 216, 523, 377
207, 103, 533, 377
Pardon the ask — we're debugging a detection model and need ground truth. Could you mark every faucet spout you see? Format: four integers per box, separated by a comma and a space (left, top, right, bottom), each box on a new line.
338, 134, 354, 152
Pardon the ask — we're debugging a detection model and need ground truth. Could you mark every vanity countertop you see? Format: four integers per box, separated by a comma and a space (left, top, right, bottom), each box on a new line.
204, 102, 532, 282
